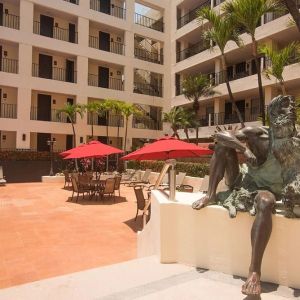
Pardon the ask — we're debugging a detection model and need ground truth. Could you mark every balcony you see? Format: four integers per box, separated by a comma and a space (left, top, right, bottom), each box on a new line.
89, 36, 125, 55
30, 107, 70, 123
0, 103, 17, 119
134, 82, 163, 97
87, 113, 124, 127
264, 1, 300, 23
32, 63, 77, 83
134, 13, 164, 32
177, 0, 210, 29
63, 0, 79, 4
132, 116, 162, 130
90, 0, 126, 19
176, 41, 209, 62
33, 21, 78, 43
0, 12, 20, 30
88, 74, 124, 91
0, 58, 18, 74
134, 48, 163, 65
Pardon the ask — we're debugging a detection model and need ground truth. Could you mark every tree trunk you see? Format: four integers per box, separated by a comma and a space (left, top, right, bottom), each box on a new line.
184, 128, 190, 142
280, 80, 287, 95
71, 120, 78, 171
172, 126, 180, 139
193, 99, 200, 144
283, 0, 300, 32
252, 38, 265, 126
106, 111, 109, 171
123, 117, 129, 152
116, 117, 121, 170
221, 54, 245, 128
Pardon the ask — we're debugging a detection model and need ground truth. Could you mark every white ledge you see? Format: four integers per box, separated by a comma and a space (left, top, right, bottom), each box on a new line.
138, 190, 300, 289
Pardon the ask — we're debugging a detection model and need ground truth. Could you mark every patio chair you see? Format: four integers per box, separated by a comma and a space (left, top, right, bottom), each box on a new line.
63, 171, 71, 188
114, 175, 122, 197
134, 186, 151, 222
128, 169, 152, 187
78, 174, 92, 193
0, 166, 6, 186
120, 170, 137, 185
70, 175, 87, 202
98, 178, 116, 202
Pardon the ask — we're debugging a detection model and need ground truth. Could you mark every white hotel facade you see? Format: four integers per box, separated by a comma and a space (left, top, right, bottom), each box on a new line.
0, 0, 299, 151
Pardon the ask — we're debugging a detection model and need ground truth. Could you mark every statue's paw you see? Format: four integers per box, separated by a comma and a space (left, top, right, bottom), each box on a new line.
237, 202, 246, 211
192, 196, 209, 210
242, 272, 261, 296
228, 206, 237, 218
249, 206, 256, 216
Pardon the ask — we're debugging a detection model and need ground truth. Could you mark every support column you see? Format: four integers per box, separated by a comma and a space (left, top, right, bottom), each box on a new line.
20, 0, 33, 34
16, 130, 30, 149
124, 31, 134, 93
77, 56, 88, 91
264, 86, 275, 106
214, 98, 225, 125
78, 17, 89, 48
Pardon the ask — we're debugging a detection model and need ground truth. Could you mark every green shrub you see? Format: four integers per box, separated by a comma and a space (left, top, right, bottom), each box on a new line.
127, 160, 209, 178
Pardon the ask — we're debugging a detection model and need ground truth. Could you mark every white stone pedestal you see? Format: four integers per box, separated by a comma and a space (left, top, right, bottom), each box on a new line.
138, 190, 300, 289
41, 176, 65, 183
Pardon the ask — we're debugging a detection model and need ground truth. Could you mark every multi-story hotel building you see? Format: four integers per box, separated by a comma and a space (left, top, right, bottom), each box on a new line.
172, 0, 300, 141
0, 0, 299, 151
0, 0, 171, 152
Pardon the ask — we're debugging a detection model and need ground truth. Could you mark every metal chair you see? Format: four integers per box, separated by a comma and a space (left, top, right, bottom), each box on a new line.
98, 178, 116, 202
134, 186, 151, 222
0, 166, 6, 186
114, 175, 122, 197
70, 175, 87, 202
63, 171, 71, 188
128, 169, 152, 187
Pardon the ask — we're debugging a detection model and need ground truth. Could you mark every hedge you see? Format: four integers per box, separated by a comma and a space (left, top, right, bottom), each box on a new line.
127, 160, 209, 178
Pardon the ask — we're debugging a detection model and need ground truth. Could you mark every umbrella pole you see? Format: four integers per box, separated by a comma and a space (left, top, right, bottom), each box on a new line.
168, 159, 176, 201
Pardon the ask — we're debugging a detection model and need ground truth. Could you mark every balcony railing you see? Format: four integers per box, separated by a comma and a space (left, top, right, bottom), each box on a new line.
133, 82, 163, 97
264, 1, 300, 23
0, 58, 18, 74
89, 36, 125, 55
176, 41, 209, 62
87, 112, 124, 127
88, 74, 124, 91
90, 0, 126, 19
213, 0, 226, 7
177, 0, 210, 29
134, 48, 163, 65
0, 12, 20, 30
0, 103, 17, 119
32, 63, 77, 83
33, 21, 78, 43
63, 0, 79, 4
134, 13, 164, 32
132, 116, 162, 130
30, 107, 70, 123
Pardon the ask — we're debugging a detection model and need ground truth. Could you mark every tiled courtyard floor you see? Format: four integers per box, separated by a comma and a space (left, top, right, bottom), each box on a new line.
0, 182, 140, 289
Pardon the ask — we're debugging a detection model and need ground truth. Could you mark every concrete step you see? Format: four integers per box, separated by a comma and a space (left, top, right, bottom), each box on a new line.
0, 256, 298, 300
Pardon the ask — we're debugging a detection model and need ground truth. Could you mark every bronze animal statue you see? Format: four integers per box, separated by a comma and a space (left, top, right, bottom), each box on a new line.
192, 95, 299, 296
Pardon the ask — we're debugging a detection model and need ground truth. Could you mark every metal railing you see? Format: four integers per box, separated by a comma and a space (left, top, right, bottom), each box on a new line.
176, 40, 209, 62
177, 0, 210, 29
264, 1, 300, 23
89, 35, 125, 55
87, 112, 124, 127
134, 13, 164, 32
132, 116, 162, 130
32, 63, 77, 83
0, 103, 17, 119
0, 12, 20, 30
63, 0, 79, 4
33, 21, 78, 43
0, 58, 18, 74
90, 0, 126, 19
213, 0, 226, 7
133, 81, 163, 97
88, 73, 124, 91
30, 107, 70, 123
134, 47, 163, 65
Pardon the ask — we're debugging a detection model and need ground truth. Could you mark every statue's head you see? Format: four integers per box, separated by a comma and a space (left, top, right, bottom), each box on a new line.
268, 95, 296, 138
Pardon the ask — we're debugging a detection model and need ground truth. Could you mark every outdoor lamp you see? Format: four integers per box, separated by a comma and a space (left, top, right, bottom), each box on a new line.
47, 138, 56, 176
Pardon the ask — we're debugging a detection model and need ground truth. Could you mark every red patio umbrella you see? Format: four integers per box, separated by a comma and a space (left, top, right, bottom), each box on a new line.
61, 140, 123, 159
121, 136, 213, 161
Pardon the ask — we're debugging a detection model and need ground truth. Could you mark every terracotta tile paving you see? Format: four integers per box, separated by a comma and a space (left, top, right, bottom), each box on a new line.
0, 183, 142, 289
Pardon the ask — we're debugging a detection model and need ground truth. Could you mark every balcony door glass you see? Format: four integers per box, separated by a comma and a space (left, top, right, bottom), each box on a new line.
100, 0, 111, 14
37, 94, 51, 121
40, 15, 54, 38
39, 54, 53, 79
66, 135, 73, 150
66, 60, 75, 83
0, 3, 3, 26
99, 31, 110, 52
98, 66, 109, 88
37, 133, 51, 151
69, 23, 76, 43
0, 45, 2, 72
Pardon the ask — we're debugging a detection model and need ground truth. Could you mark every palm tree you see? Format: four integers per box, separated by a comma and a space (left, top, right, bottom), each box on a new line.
121, 103, 142, 152
180, 109, 197, 142
283, 0, 300, 32
163, 106, 186, 139
85, 101, 101, 140
223, 0, 284, 125
57, 103, 85, 147
259, 42, 300, 94
197, 7, 245, 128
182, 74, 215, 143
